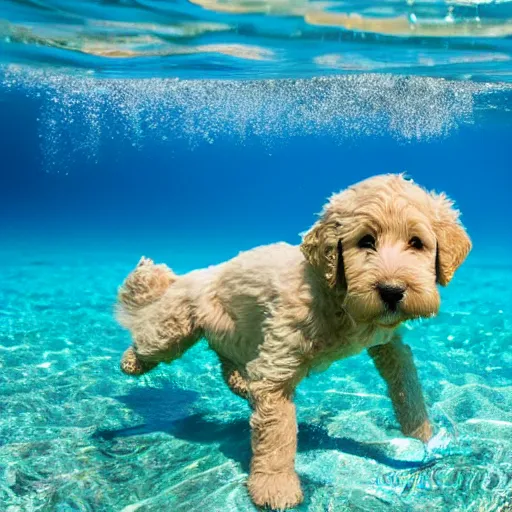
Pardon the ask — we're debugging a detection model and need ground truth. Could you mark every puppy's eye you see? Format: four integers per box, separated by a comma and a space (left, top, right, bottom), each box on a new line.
358, 234, 376, 250
409, 236, 424, 249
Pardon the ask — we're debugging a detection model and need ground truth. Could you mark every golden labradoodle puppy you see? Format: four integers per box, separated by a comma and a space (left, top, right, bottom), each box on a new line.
116, 173, 471, 510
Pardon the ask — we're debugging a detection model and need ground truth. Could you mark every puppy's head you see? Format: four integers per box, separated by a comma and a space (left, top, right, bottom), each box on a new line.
301, 174, 471, 328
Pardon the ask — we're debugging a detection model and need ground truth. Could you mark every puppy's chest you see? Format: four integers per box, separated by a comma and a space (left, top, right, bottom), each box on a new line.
306, 328, 390, 374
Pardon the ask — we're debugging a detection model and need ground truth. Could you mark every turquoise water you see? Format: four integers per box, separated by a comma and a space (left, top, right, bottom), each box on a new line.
1, 239, 511, 511
2, 1, 512, 511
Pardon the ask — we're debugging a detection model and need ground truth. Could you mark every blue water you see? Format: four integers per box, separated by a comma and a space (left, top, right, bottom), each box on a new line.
1, 1, 512, 511
2, 0, 512, 81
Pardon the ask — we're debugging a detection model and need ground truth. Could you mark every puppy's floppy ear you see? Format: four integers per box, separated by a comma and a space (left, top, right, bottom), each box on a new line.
300, 218, 343, 288
430, 192, 472, 286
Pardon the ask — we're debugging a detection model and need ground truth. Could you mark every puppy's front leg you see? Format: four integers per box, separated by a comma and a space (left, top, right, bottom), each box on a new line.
247, 384, 303, 510
368, 334, 433, 443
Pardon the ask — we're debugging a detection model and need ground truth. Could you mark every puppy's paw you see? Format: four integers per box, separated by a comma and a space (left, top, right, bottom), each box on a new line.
247, 471, 303, 511
407, 419, 434, 443
120, 347, 158, 376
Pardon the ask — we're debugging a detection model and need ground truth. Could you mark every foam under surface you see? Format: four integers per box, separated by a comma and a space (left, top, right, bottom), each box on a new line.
2, 65, 512, 173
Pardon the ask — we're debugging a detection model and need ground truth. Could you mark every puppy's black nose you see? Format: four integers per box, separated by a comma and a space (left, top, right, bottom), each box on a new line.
377, 284, 405, 311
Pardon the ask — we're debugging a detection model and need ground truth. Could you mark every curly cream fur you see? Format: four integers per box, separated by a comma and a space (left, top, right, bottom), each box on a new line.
115, 173, 471, 510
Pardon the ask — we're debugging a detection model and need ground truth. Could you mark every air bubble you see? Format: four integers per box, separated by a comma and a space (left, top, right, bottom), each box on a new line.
445, 6, 455, 23
0, 64, 509, 174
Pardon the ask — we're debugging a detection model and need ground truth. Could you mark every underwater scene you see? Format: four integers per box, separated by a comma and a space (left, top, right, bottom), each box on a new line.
1, 1, 512, 511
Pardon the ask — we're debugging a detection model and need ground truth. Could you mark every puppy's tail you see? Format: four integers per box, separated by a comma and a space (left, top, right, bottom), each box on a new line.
116, 256, 176, 325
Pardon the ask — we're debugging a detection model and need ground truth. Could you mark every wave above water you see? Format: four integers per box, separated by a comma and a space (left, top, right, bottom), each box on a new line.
1, 0, 512, 81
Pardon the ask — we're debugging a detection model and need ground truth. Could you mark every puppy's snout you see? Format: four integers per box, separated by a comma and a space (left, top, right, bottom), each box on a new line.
377, 283, 405, 311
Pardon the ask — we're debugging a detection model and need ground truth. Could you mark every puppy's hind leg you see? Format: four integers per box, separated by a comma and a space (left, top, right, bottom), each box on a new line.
219, 357, 249, 400
121, 346, 159, 376
117, 257, 200, 377
120, 333, 199, 377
